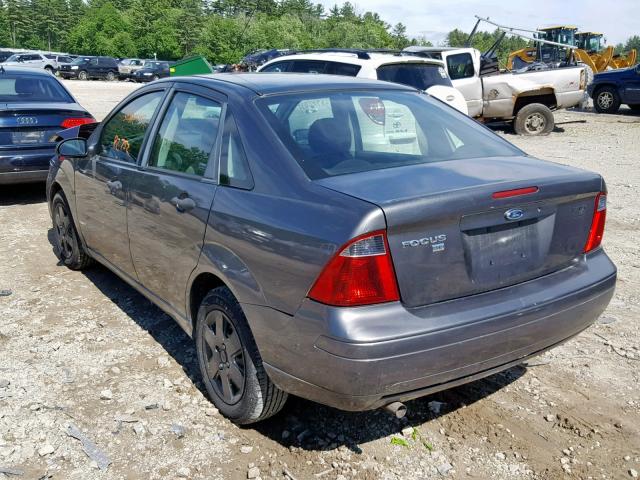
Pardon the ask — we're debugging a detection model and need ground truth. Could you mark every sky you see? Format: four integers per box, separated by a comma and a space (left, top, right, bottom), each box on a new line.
316, 0, 638, 46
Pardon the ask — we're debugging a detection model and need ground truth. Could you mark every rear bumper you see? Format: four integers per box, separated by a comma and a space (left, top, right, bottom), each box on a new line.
0, 149, 54, 184
244, 249, 616, 411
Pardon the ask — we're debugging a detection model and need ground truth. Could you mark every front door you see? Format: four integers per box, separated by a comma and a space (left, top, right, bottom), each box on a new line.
75, 89, 166, 278
624, 66, 640, 104
127, 88, 222, 317
443, 52, 483, 117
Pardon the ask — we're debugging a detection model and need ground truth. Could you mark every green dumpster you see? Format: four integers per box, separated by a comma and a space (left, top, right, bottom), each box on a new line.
170, 55, 214, 76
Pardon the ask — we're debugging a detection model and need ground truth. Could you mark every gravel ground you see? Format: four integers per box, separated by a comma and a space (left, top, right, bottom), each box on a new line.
0, 80, 639, 480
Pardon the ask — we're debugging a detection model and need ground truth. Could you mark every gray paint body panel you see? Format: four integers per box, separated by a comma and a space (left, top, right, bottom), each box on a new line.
48, 74, 617, 413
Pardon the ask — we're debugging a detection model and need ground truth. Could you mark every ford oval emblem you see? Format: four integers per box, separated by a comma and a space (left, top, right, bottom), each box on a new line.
504, 208, 524, 221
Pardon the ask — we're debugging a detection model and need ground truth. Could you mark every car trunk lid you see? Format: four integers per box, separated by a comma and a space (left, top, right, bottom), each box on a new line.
316, 156, 604, 308
0, 104, 88, 148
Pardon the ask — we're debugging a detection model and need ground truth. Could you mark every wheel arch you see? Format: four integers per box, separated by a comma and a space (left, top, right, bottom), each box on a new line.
592, 82, 619, 97
513, 89, 557, 115
186, 245, 267, 332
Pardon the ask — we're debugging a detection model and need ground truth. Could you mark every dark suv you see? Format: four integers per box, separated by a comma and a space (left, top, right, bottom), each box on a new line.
48, 74, 616, 424
58, 56, 119, 81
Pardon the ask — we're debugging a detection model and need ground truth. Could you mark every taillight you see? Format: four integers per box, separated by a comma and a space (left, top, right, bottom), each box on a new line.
308, 230, 400, 307
60, 117, 95, 129
358, 98, 385, 125
583, 192, 607, 253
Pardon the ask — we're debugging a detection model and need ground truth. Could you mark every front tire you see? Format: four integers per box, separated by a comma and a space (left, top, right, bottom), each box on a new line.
195, 287, 288, 424
78, 70, 88, 81
593, 86, 621, 114
513, 103, 555, 136
45, 66, 54, 74
52, 193, 93, 270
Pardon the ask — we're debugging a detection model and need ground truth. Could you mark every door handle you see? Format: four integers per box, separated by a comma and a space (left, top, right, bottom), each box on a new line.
171, 196, 196, 213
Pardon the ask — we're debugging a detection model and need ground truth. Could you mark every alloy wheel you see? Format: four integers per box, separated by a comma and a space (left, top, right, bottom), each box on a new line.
597, 91, 614, 110
54, 203, 74, 260
201, 310, 245, 405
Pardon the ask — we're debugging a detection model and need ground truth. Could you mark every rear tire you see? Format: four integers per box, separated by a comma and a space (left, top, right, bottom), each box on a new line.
513, 103, 555, 136
78, 70, 88, 81
52, 193, 93, 270
44, 66, 54, 74
195, 287, 288, 424
106, 70, 116, 81
593, 86, 621, 114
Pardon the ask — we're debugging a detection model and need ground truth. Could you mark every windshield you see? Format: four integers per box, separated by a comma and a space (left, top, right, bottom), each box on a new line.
258, 90, 521, 179
71, 57, 91, 65
0, 75, 74, 103
377, 63, 453, 90
5, 54, 22, 62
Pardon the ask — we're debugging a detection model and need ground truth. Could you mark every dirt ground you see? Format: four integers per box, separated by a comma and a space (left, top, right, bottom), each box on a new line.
0, 80, 639, 480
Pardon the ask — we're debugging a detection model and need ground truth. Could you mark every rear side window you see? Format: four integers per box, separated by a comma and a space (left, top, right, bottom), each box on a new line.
219, 111, 253, 189
290, 61, 326, 73
148, 92, 222, 176
325, 62, 361, 76
446, 53, 474, 80
0, 75, 73, 103
376, 63, 452, 90
100, 91, 164, 163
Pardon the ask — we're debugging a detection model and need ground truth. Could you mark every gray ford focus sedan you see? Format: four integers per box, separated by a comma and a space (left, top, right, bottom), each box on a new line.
47, 74, 616, 424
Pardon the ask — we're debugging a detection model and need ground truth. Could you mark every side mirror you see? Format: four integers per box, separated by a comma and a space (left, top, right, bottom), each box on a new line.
57, 138, 87, 158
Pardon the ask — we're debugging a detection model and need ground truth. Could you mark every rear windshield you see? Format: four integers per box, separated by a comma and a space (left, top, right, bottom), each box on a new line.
377, 63, 453, 90
0, 75, 74, 103
257, 90, 521, 179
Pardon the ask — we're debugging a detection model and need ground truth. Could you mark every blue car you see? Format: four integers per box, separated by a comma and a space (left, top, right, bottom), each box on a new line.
588, 64, 640, 114
0, 66, 94, 185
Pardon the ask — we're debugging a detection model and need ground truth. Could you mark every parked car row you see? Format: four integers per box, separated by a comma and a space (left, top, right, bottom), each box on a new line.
0, 50, 173, 82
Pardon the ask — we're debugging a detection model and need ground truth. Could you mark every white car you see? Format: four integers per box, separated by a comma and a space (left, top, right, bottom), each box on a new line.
257, 50, 469, 115
2, 52, 58, 73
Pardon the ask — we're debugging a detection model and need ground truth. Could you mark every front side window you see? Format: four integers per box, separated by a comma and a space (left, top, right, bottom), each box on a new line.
446, 53, 474, 80
260, 61, 290, 73
99, 91, 164, 163
258, 90, 521, 179
148, 92, 221, 176
377, 63, 452, 89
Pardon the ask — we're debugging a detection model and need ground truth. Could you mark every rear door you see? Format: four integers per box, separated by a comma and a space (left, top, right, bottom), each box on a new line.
75, 88, 167, 277
442, 51, 483, 116
126, 85, 222, 316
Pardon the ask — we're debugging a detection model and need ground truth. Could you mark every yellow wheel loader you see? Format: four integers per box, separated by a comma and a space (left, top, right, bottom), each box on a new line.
509, 28, 636, 72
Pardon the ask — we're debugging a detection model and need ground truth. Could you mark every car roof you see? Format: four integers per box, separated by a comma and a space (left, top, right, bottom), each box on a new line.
0, 65, 55, 76
176, 73, 417, 95
260, 52, 445, 68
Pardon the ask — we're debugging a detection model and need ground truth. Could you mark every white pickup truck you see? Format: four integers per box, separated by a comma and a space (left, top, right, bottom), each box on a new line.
404, 46, 587, 135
